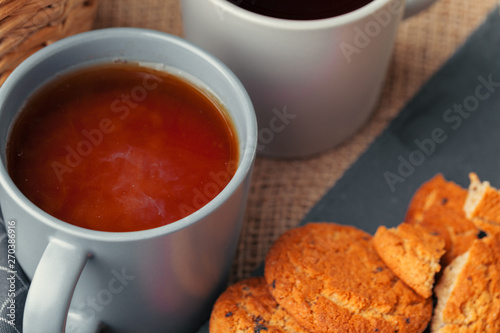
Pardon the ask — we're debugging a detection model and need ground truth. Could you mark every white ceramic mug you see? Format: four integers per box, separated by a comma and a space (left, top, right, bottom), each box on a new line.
181, 0, 437, 157
0, 28, 257, 333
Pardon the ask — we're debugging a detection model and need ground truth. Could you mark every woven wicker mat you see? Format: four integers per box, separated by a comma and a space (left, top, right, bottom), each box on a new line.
94, 0, 499, 283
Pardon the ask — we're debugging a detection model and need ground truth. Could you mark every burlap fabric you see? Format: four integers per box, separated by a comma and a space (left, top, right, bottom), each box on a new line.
95, 0, 499, 283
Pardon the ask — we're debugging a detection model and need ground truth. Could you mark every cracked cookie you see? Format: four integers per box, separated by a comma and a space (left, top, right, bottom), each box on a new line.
431, 236, 500, 332
264, 223, 432, 333
405, 174, 478, 266
373, 222, 446, 298
464, 173, 500, 237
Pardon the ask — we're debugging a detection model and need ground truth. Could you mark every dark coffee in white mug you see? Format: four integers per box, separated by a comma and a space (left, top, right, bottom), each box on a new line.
227, 0, 374, 20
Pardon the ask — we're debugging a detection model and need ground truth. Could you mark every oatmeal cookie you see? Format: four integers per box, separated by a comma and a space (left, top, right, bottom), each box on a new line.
405, 174, 478, 266
264, 223, 432, 333
209, 276, 310, 333
431, 236, 500, 333
373, 222, 445, 298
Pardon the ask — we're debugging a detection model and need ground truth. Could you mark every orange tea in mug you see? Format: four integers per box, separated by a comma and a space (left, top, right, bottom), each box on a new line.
7, 63, 239, 232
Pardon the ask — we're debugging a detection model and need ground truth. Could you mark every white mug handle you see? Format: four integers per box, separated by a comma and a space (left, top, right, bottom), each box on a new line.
23, 238, 102, 333
404, 0, 438, 18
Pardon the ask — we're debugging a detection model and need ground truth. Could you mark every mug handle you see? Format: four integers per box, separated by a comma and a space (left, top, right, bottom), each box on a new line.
23, 238, 102, 333
404, 0, 438, 18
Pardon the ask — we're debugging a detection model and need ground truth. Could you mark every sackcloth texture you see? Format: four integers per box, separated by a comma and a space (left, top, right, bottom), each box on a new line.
0, 0, 499, 332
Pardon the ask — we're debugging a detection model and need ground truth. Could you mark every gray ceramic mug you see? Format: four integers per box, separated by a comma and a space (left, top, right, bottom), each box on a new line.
0, 28, 257, 333
181, 0, 438, 157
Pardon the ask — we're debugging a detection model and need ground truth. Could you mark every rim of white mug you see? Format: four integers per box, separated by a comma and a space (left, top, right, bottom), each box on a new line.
210, 0, 398, 30
0, 28, 257, 242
